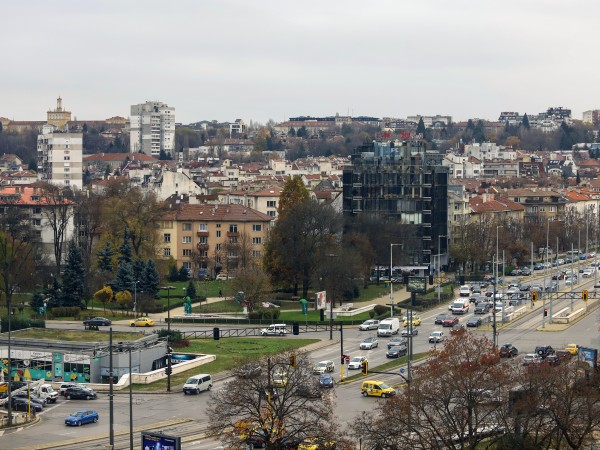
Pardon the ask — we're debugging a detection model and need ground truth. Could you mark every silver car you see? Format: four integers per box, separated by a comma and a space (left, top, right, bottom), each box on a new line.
359, 319, 380, 331
360, 337, 379, 350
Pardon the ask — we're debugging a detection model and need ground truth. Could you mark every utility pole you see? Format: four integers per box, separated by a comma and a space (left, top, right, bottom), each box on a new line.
109, 327, 114, 447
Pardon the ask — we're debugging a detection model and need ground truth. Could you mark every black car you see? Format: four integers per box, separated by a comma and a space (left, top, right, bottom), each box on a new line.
535, 345, 555, 359
7, 397, 43, 412
83, 317, 112, 326
386, 345, 408, 358
435, 314, 450, 325
474, 303, 491, 314
65, 386, 97, 400
499, 343, 518, 358
387, 336, 408, 349
466, 317, 482, 327
12, 391, 46, 406
546, 354, 560, 366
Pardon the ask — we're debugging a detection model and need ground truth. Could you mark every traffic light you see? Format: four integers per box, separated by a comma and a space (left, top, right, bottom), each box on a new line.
165, 366, 172, 375
289, 354, 297, 368
544, 308, 548, 317
429, 275, 434, 285
583, 290, 589, 302
213, 327, 220, 340
292, 322, 300, 335
531, 291, 538, 302
460, 275, 465, 285
340, 354, 346, 365
361, 360, 368, 376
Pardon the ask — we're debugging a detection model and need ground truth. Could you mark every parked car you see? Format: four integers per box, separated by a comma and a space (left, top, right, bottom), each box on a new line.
401, 327, 418, 337
318, 373, 334, 388
521, 268, 532, 276
12, 391, 46, 407
347, 356, 367, 370
466, 317, 482, 327
535, 345, 555, 359
442, 316, 459, 327
387, 336, 408, 349
358, 319, 380, 331
360, 337, 379, 350
83, 317, 112, 326
313, 360, 335, 374
129, 317, 155, 327
65, 409, 99, 426
552, 272, 565, 280
533, 263, 544, 270
499, 343, 518, 358
64, 386, 97, 400
60, 383, 82, 397
546, 354, 560, 366
523, 353, 543, 366
8, 397, 43, 412
386, 344, 408, 358
428, 331, 445, 343
510, 269, 521, 276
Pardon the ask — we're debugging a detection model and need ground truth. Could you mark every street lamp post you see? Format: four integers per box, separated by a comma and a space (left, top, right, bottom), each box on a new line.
390, 244, 402, 317
437, 235, 447, 304
128, 345, 134, 450
160, 285, 176, 391
493, 225, 503, 348
132, 281, 139, 317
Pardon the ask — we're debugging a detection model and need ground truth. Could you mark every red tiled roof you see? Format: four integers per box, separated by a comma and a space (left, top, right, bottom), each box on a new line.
469, 196, 525, 213
162, 203, 272, 222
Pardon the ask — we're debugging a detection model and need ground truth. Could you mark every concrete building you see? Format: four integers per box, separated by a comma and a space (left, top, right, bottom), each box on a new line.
583, 109, 600, 126
37, 125, 83, 190
130, 101, 175, 158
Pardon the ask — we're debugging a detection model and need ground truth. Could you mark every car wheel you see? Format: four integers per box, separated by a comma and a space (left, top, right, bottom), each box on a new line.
382, 393, 387, 398
196, 389, 200, 395
130, 323, 135, 327
146, 323, 151, 327
67, 395, 72, 400
77, 421, 82, 426
93, 417, 98, 423
207, 385, 212, 391
362, 391, 368, 397
86, 395, 91, 400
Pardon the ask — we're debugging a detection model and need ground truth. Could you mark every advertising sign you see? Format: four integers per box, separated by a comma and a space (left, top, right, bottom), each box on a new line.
141, 431, 181, 450
407, 276, 427, 294
578, 347, 598, 369
316, 291, 327, 310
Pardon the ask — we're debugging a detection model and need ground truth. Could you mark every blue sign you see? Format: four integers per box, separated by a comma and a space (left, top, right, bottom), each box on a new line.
399, 368, 405, 374
141, 431, 181, 450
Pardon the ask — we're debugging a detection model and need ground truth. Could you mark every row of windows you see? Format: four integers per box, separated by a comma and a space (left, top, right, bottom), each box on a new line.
181, 223, 263, 232
165, 234, 263, 245
165, 249, 262, 259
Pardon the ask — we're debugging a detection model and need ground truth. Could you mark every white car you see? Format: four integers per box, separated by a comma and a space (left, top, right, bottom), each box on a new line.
359, 319, 380, 331
347, 356, 367, 370
360, 337, 379, 350
459, 285, 471, 297
312, 360, 335, 374
429, 331, 445, 343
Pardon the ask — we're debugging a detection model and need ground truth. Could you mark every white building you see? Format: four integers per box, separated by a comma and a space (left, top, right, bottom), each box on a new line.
37, 125, 83, 189
130, 101, 176, 158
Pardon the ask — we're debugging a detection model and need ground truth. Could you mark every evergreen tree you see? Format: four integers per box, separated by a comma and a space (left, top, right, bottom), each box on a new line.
178, 265, 190, 282
119, 227, 132, 265
97, 240, 114, 272
30, 291, 45, 311
132, 259, 145, 283
61, 240, 86, 308
473, 120, 486, 143
522, 113, 530, 129
416, 117, 426, 136
277, 175, 310, 219
576, 170, 581, 185
168, 264, 179, 282
113, 261, 134, 293
141, 259, 160, 297
44, 277, 63, 308
288, 127, 296, 137
466, 119, 475, 130
186, 280, 197, 300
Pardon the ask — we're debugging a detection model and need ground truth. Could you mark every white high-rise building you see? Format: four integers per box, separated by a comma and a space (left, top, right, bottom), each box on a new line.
37, 125, 83, 189
130, 101, 175, 157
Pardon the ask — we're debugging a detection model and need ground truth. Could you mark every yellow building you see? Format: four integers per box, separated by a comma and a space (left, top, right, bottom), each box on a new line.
47, 97, 72, 129
159, 203, 272, 277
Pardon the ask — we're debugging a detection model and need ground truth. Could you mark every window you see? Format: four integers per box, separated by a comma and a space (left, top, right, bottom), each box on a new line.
216, 256, 221, 264
33, 219, 41, 226
198, 223, 208, 231
252, 224, 262, 232
216, 244, 222, 251
228, 250, 237, 257
183, 262, 191, 270
183, 249, 192, 257
199, 236, 208, 244
216, 224, 221, 228
229, 224, 238, 233
216, 231, 221, 238
32, 207, 41, 214
252, 237, 262, 245
200, 250, 208, 257
164, 233, 171, 243
252, 250, 262, 258
267, 201, 276, 208
229, 237, 238, 244
164, 248, 171, 256
267, 211, 276, 217
182, 223, 192, 231
182, 236, 192, 244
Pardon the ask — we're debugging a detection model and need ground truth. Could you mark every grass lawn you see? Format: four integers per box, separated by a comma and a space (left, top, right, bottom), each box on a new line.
133, 337, 319, 392
11, 328, 143, 342
192, 300, 243, 314
279, 310, 372, 322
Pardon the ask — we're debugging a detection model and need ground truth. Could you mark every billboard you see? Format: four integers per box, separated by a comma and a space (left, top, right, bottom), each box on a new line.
578, 347, 598, 369
407, 276, 427, 294
316, 291, 327, 310
141, 431, 181, 450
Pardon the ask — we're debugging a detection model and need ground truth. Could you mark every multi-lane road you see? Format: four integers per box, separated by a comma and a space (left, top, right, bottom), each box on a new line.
4, 264, 600, 449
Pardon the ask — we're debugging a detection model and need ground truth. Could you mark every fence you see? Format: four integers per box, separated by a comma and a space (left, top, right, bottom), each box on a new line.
180, 323, 336, 340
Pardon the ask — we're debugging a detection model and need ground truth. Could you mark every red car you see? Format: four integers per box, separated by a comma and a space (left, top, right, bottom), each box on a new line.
442, 316, 459, 327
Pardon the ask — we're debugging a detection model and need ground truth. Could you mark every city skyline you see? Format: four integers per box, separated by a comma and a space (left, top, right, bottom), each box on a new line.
3, 0, 599, 124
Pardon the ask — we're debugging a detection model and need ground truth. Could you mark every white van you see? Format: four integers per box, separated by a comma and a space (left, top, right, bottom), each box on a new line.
183, 373, 213, 395
260, 323, 288, 336
377, 318, 400, 337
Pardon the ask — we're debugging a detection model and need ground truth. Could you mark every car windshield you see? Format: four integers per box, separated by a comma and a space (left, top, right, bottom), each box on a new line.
71, 411, 85, 417
380, 324, 390, 329
185, 378, 198, 384
320, 374, 332, 380
378, 383, 391, 389
318, 362, 328, 368
351, 357, 362, 363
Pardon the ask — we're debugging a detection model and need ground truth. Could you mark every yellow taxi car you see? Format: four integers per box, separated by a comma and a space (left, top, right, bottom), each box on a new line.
361, 380, 396, 398
129, 317, 155, 327
272, 372, 288, 387
565, 343, 579, 355
298, 437, 337, 450
403, 316, 421, 327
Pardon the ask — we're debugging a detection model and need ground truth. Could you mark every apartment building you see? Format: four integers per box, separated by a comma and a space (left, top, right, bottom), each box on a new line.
130, 101, 175, 158
37, 125, 83, 190
159, 203, 272, 277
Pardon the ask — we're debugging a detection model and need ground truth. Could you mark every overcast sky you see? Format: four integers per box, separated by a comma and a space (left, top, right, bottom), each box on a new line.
3, 0, 599, 125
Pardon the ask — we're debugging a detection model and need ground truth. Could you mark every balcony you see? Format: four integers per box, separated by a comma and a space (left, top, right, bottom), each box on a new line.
197, 231, 209, 237
227, 231, 239, 237
196, 243, 209, 251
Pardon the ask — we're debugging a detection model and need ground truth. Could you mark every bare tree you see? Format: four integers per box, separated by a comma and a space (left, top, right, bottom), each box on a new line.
208, 354, 345, 449
39, 183, 74, 275
229, 265, 272, 311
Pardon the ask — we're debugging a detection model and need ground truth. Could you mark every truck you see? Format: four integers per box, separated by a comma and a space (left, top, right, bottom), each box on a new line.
450, 299, 470, 315
377, 318, 400, 337
32, 383, 59, 403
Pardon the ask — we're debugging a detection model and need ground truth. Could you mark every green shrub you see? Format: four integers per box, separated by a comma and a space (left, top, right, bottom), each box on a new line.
373, 304, 388, 316
248, 311, 261, 320
368, 310, 375, 319
1, 316, 45, 332
49, 306, 81, 319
